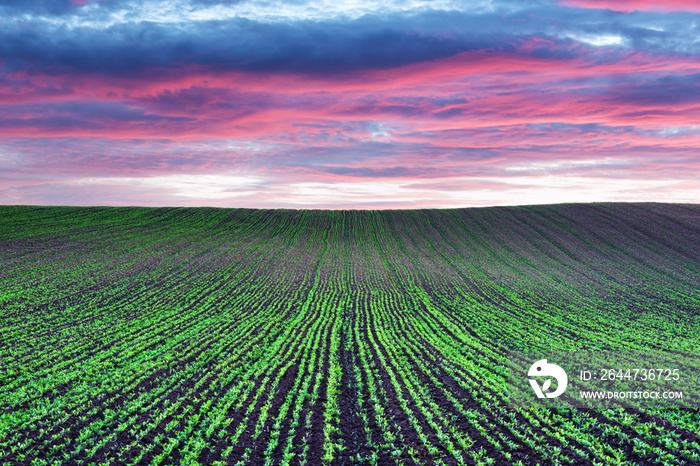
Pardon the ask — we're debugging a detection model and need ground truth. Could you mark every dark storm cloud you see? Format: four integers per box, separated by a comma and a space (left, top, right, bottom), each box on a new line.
2, 2, 699, 77
0, 14, 520, 75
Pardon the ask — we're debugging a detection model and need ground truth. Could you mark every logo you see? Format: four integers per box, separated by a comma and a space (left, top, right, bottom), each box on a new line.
528, 359, 568, 398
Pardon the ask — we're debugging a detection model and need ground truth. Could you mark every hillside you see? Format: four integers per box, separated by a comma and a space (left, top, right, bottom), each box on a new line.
1, 203, 699, 465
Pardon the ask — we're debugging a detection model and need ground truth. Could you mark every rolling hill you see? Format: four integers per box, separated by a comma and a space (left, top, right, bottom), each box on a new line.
1, 203, 699, 465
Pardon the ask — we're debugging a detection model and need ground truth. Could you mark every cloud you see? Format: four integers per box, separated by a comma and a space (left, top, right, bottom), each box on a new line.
0, 14, 517, 76
2, 0, 700, 208
559, 0, 700, 13
0, 0, 86, 16
607, 73, 700, 106
3, 2, 700, 80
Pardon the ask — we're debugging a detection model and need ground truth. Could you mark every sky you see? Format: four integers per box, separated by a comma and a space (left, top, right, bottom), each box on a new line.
1, 0, 699, 209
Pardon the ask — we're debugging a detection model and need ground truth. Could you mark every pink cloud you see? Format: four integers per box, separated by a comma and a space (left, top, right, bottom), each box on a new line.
560, 0, 700, 12
3, 36, 700, 208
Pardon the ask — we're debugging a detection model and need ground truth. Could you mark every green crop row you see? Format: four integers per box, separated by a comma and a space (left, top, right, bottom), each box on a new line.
0, 204, 698, 465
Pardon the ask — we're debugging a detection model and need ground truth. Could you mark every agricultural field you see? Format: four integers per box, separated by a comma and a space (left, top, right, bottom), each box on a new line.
0, 203, 699, 466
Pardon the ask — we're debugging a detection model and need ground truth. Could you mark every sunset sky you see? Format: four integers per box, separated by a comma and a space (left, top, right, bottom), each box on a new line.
1, 0, 699, 208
